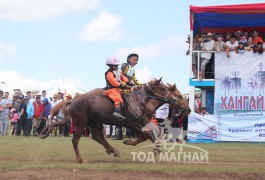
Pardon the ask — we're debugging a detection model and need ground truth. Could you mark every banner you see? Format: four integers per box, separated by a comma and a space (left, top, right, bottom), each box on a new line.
188, 113, 218, 140
214, 51, 265, 114
217, 112, 265, 141
188, 112, 265, 142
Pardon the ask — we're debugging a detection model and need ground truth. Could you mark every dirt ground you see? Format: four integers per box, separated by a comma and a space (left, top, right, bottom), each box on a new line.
0, 169, 263, 180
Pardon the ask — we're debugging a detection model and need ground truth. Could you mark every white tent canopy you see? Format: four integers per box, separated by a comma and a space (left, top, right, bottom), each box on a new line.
45, 84, 87, 98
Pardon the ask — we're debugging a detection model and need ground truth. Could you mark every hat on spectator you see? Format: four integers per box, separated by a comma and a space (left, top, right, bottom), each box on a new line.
24, 96, 30, 100
66, 94, 72, 100
42, 97, 48, 103
206, 32, 213, 36
226, 32, 231, 35
19, 95, 24, 99
234, 30, 242, 36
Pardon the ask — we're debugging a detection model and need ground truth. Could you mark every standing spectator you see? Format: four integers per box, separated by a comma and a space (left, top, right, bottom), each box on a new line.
63, 94, 72, 137
12, 94, 20, 112
243, 30, 249, 40
40, 98, 52, 135
199, 32, 214, 79
0, 90, 3, 98
51, 94, 58, 108
25, 96, 34, 136
26, 91, 35, 103
32, 96, 44, 136
234, 30, 242, 40
214, 35, 226, 52
252, 29, 264, 44
235, 42, 245, 53
171, 110, 185, 143
9, 108, 19, 136
195, 96, 202, 113
245, 37, 255, 51
41, 90, 51, 103
53, 92, 63, 107
253, 42, 264, 54
16, 95, 28, 136
0, 92, 12, 135
239, 36, 248, 45
192, 34, 202, 79
155, 103, 169, 137
225, 35, 238, 57
224, 33, 231, 42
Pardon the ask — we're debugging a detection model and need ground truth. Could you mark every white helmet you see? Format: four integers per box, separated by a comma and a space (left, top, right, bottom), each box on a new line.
106, 56, 121, 65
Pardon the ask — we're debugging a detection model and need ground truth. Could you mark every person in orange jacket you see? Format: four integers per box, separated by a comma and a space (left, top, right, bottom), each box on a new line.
105, 56, 131, 119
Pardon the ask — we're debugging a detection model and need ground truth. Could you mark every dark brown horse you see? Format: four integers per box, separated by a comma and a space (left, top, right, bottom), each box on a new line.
40, 78, 190, 163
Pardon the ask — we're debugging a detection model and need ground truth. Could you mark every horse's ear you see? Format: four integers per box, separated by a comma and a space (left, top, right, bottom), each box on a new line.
158, 77, 162, 82
173, 84, 177, 90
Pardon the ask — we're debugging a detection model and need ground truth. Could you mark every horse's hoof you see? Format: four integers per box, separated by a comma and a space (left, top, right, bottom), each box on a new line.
106, 149, 112, 155
114, 151, 120, 157
77, 158, 84, 163
123, 139, 132, 145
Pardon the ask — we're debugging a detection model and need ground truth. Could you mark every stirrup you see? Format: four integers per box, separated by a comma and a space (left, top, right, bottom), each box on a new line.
112, 112, 126, 120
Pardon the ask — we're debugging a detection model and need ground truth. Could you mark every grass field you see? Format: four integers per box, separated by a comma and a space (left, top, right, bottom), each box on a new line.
0, 136, 264, 179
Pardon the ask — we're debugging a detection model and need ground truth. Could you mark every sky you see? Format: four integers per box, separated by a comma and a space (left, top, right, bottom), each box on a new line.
0, 0, 264, 94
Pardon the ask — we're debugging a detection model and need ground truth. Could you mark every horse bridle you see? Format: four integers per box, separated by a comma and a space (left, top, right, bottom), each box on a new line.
145, 82, 179, 104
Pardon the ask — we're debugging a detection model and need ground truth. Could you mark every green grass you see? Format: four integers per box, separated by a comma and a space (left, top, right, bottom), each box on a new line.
0, 136, 264, 176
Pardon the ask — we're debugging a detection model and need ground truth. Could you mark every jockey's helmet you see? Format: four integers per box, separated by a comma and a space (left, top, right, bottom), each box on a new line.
106, 56, 121, 65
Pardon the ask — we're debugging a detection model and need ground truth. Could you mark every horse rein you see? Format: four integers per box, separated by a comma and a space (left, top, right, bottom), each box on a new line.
145, 82, 178, 103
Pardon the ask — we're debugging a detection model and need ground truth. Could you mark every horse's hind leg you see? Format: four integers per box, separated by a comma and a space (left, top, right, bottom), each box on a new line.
72, 126, 84, 163
90, 123, 120, 157
98, 124, 120, 157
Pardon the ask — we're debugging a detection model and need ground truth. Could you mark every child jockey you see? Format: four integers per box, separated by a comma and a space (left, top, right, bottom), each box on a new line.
121, 53, 142, 86
105, 56, 131, 119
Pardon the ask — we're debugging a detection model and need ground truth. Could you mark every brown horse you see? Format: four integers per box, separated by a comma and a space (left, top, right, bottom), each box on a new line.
40, 78, 190, 163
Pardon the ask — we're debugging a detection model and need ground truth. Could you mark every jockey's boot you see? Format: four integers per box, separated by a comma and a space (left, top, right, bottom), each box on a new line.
113, 106, 126, 120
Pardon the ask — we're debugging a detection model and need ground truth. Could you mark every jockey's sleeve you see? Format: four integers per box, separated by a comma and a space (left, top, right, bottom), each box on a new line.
121, 63, 128, 74
132, 75, 141, 85
121, 73, 129, 83
106, 72, 121, 87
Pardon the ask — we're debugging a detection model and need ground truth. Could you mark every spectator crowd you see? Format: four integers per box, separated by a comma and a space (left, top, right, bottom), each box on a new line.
0, 90, 75, 137
187, 29, 265, 79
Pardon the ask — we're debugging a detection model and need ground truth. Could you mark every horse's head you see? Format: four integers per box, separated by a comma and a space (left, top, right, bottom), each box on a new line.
167, 83, 191, 116
144, 78, 177, 105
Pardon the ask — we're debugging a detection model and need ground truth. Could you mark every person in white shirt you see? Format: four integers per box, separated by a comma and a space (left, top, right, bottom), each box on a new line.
225, 35, 239, 58
41, 90, 52, 103
0, 92, 12, 135
199, 32, 215, 80
155, 104, 169, 126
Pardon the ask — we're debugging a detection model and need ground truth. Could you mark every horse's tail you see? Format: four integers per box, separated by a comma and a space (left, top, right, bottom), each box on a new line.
39, 116, 70, 139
